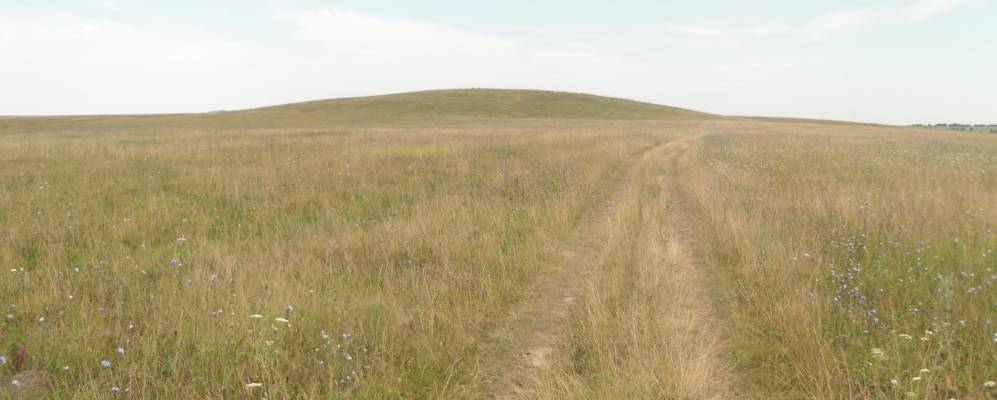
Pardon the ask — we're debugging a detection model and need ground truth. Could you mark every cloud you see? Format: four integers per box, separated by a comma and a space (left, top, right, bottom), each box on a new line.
804, 6, 887, 36
660, 0, 970, 43
802, 0, 968, 36
660, 19, 791, 40
903, 0, 967, 21
275, 9, 518, 62
0, 8, 653, 114
0, 10, 280, 114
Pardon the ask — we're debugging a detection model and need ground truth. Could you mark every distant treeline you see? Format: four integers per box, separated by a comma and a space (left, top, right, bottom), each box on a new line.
911, 123, 997, 133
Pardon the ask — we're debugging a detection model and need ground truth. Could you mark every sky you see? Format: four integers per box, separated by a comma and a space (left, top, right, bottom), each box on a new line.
0, 0, 994, 124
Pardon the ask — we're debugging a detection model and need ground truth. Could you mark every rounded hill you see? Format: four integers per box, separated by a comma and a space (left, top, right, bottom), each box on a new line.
234, 89, 710, 122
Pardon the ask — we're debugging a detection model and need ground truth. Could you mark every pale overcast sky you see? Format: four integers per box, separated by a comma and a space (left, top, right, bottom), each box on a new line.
0, 0, 993, 124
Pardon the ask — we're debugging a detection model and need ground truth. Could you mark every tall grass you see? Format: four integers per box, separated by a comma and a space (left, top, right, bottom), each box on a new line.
3, 109, 996, 399
683, 122, 997, 399
0, 122, 660, 398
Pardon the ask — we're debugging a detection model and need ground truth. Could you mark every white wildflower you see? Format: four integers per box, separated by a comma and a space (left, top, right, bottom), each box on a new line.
249, 314, 263, 319
246, 382, 262, 388
275, 317, 289, 324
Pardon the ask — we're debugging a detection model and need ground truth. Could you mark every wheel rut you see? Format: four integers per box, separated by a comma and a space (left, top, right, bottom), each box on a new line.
457, 131, 737, 399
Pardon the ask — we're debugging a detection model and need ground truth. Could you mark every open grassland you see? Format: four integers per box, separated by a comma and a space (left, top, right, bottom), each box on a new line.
0, 103, 693, 398
683, 121, 997, 399
1, 90, 996, 399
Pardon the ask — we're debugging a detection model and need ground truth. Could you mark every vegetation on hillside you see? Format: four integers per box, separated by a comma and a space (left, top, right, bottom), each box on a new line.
0, 89, 712, 135
911, 123, 997, 133
2, 90, 995, 399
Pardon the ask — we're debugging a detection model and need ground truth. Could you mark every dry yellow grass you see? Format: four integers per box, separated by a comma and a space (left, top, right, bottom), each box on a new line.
1, 90, 995, 399
0, 96, 689, 398
681, 121, 997, 399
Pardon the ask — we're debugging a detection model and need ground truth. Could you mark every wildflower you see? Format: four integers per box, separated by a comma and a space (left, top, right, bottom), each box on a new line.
117, 347, 125, 355
898, 334, 913, 340
890, 379, 899, 386
111, 386, 120, 393
275, 317, 289, 324
249, 314, 263, 319
265, 340, 274, 346
176, 235, 187, 243
919, 368, 930, 374
0, 356, 6, 365
101, 359, 111, 368
11, 379, 20, 387
343, 352, 353, 361
870, 348, 887, 360
246, 382, 262, 388
912, 376, 922, 382
985, 380, 996, 388
286, 305, 294, 314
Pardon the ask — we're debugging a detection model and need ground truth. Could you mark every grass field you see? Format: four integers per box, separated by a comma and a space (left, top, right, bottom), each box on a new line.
685, 121, 997, 399
1, 90, 995, 399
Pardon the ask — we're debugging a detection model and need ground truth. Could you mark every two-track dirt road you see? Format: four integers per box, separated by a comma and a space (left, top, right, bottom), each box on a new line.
458, 129, 739, 399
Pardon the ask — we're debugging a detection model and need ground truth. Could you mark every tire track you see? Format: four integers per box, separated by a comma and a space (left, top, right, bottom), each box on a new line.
457, 130, 738, 399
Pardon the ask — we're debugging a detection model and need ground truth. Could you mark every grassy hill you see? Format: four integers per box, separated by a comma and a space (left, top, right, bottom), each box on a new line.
0, 89, 713, 133
2, 88, 997, 398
